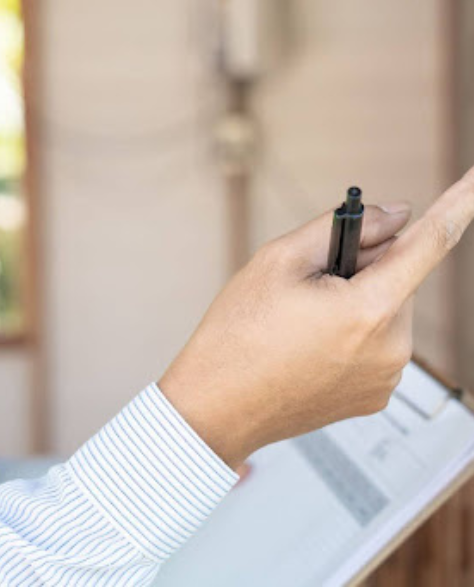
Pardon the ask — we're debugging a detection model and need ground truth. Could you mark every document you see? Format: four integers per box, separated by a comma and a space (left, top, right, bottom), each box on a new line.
156, 362, 474, 587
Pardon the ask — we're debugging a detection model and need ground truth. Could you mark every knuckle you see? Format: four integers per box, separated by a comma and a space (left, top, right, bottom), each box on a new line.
445, 220, 465, 249
256, 238, 293, 267
358, 373, 403, 417
374, 383, 397, 412
376, 394, 391, 412
360, 394, 390, 416
426, 216, 464, 253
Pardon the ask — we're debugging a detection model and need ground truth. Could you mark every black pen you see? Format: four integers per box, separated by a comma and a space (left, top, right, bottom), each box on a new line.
327, 187, 364, 278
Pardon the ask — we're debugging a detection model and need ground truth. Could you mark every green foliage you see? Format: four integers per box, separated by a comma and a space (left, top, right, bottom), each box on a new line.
0, 0, 25, 336
0, 0, 21, 18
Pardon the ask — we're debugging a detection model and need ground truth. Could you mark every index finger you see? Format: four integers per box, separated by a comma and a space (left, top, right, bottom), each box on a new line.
354, 167, 474, 303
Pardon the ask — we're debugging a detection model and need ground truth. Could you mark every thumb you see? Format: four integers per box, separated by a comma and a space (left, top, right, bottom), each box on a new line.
280, 203, 411, 272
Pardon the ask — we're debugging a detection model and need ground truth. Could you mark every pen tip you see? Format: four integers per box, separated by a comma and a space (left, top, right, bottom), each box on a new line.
345, 186, 363, 214
347, 186, 362, 198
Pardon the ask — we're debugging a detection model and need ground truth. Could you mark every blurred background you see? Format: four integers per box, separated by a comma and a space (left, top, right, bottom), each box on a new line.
1, 0, 474, 584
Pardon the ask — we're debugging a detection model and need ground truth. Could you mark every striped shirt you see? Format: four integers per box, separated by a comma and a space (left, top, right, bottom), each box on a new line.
0, 383, 239, 585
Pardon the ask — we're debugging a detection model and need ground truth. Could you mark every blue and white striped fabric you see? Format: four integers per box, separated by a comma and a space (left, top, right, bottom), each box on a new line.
0, 383, 239, 585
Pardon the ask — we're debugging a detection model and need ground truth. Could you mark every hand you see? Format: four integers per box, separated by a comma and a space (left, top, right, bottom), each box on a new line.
160, 168, 474, 470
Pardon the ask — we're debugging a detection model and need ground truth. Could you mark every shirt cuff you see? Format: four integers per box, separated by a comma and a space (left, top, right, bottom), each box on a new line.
67, 382, 239, 562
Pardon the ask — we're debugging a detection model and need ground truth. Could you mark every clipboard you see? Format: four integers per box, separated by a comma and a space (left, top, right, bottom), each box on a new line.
348, 356, 474, 586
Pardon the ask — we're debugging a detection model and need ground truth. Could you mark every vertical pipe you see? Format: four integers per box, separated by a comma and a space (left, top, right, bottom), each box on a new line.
22, 0, 49, 454
224, 79, 253, 273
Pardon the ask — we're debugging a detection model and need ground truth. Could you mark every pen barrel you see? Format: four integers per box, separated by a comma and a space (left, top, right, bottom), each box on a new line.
337, 208, 364, 278
327, 210, 344, 275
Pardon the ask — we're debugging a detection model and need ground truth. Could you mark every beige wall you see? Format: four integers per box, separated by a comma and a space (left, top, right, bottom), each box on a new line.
0, 0, 455, 456
39, 0, 230, 455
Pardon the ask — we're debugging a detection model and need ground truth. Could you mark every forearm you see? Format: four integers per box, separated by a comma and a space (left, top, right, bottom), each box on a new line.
0, 383, 238, 586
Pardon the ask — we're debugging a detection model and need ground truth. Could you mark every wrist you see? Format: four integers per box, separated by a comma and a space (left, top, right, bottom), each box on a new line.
158, 362, 260, 471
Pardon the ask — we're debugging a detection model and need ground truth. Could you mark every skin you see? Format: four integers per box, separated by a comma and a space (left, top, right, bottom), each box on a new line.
160, 167, 474, 471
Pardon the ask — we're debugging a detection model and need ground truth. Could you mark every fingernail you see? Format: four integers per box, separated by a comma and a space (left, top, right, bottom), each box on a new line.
379, 201, 412, 214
